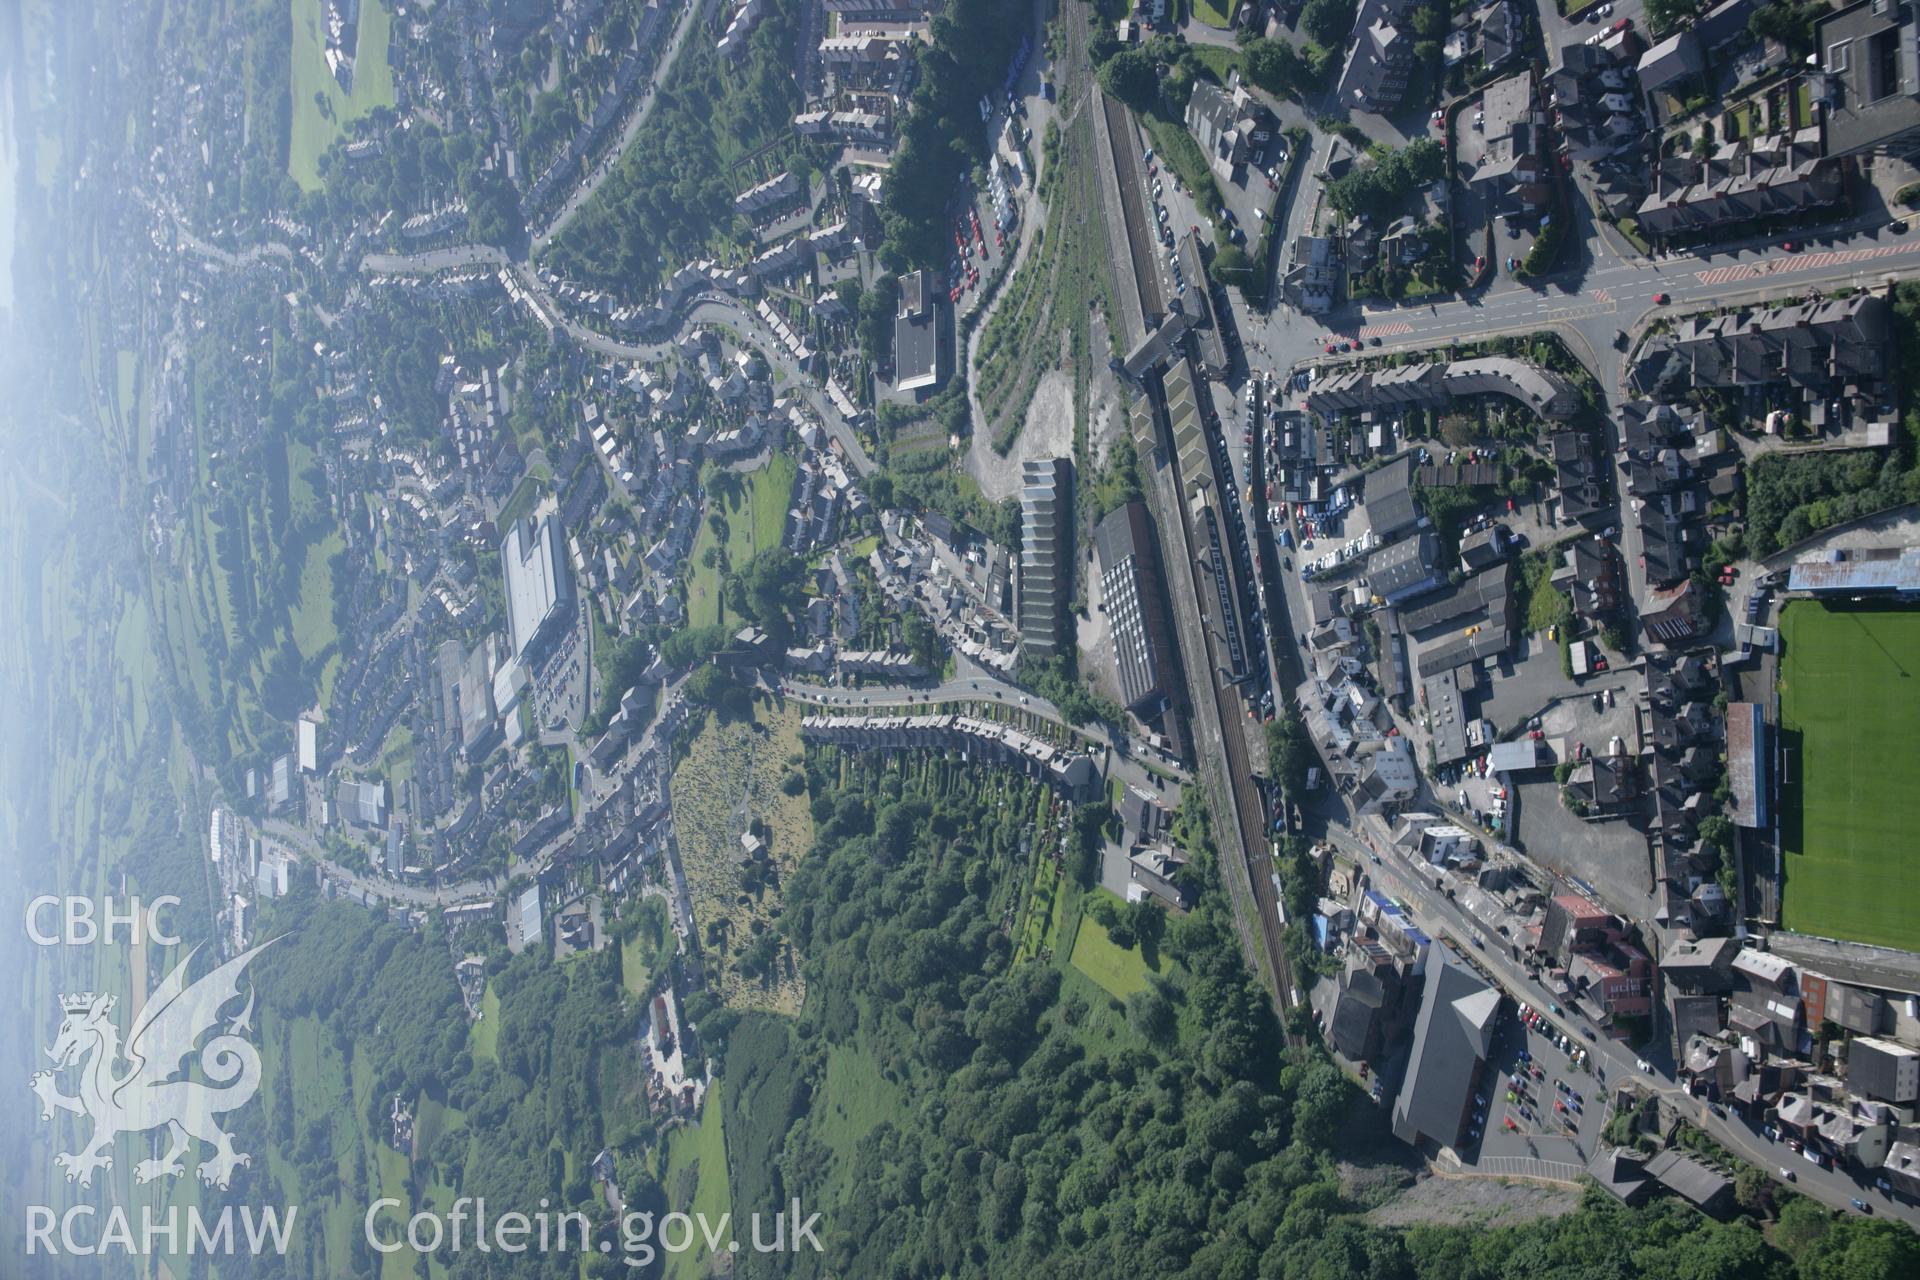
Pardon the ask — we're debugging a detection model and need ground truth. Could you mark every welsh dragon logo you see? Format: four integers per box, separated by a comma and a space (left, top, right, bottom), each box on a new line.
30, 940, 273, 1190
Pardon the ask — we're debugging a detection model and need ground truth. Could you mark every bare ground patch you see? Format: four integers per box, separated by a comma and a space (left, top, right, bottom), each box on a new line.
1361, 1167, 1584, 1230
1085, 311, 1124, 471
967, 366, 1076, 502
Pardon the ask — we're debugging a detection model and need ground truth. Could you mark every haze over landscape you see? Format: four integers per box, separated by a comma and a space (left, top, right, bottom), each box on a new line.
4, 1, 1920, 1277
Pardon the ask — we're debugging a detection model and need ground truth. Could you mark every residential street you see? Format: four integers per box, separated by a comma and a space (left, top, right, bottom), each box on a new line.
762, 670, 1188, 800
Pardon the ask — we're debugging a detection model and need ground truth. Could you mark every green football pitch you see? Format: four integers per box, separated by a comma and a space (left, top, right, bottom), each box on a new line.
1777, 602, 1920, 951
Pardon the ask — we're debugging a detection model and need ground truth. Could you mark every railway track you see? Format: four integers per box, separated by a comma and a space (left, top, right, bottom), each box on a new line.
1089, 75, 1300, 1046
1098, 93, 1168, 327
1146, 373, 1302, 1045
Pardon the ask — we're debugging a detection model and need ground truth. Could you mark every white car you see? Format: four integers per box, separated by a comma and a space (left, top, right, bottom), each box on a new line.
1636, 1058, 1652, 1073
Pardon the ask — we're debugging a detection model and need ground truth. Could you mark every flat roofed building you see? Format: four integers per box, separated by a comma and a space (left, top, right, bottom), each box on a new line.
1095, 500, 1179, 716
297, 716, 320, 773
894, 269, 946, 395
1815, 0, 1920, 161
1423, 667, 1471, 765
1018, 458, 1073, 659
503, 506, 574, 662
1851, 1036, 1920, 1103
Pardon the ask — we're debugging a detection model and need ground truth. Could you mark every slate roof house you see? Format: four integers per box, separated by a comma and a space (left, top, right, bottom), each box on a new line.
1186, 79, 1279, 183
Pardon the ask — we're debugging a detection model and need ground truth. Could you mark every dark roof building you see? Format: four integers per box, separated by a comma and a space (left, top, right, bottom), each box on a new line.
1636, 31, 1703, 95
1364, 453, 1420, 542
1589, 1149, 1656, 1203
1405, 562, 1518, 676
1480, 0, 1524, 72
1459, 525, 1511, 573
1641, 579, 1705, 646
1095, 500, 1180, 716
1553, 429, 1607, 522
1667, 295, 1889, 393
1185, 78, 1278, 182
1620, 399, 1698, 452
1638, 508, 1699, 587
1338, 0, 1418, 113
1661, 936, 1738, 992
1369, 532, 1444, 604
1814, 0, 1920, 161
1635, 130, 1842, 239
1540, 891, 1611, 960
1467, 70, 1551, 215
1331, 969, 1390, 1062
1696, 0, 1760, 51
1643, 1149, 1735, 1216
1561, 536, 1624, 621
1391, 946, 1501, 1150
1175, 230, 1229, 376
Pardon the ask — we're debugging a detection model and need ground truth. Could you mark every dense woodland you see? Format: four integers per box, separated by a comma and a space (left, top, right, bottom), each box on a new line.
162, 698, 1920, 1279
207, 896, 659, 1278
874, 0, 1028, 269
544, 2, 808, 286
701, 752, 1920, 1280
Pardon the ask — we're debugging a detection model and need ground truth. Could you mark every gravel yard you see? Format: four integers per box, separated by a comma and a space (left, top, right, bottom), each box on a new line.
1364, 1170, 1583, 1230
968, 366, 1075, 502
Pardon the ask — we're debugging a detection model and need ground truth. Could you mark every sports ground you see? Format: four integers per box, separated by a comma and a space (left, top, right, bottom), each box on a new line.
1777, 602, 1920, 952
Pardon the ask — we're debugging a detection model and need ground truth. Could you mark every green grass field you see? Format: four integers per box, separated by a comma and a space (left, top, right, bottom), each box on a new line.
661, 1084, 733, 1280
290, 530, 343, 659
1778, 603, 1920, 951
621, 897, 671, 995
468, 982, 501, 1061
685, 455, 798, 627
1070, 899, 1162, 1000
812, 1040, 905, 1199
289, 0, 395, 190
1190, 0, 1240, 29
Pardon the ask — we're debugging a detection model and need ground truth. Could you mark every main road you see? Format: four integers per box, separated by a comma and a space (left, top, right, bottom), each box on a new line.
1242, 213, 1920, 398
360, 245, 877, 474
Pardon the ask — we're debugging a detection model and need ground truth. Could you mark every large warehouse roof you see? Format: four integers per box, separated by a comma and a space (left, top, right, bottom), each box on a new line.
503, 508, 573, 661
